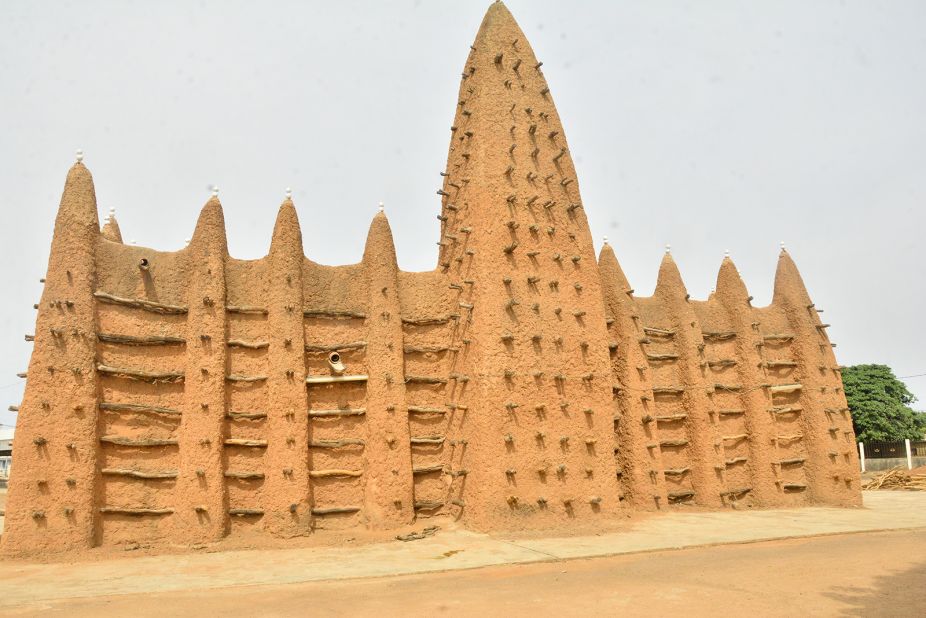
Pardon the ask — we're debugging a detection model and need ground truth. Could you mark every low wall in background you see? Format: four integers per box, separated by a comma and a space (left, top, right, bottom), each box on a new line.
863, 457, 926, 472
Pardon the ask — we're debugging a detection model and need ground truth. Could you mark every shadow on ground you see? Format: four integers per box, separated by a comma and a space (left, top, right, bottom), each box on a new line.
823, 557, 926, 616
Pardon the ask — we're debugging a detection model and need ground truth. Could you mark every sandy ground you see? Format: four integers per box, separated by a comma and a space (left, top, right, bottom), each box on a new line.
2, 491, 924, 616
2, 528, 923, 617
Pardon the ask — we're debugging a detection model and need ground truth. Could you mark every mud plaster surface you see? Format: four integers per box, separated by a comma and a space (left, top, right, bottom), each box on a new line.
1, 1, 860, 559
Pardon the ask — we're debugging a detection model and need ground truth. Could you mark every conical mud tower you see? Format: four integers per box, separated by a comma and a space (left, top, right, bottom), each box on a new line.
2, 1, 860, 557
434, 2, 624, 527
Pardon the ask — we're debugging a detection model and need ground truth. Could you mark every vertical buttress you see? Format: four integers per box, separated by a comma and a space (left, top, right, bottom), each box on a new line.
176, 197, 229, 541
713, 258, 780, 504
652, 255, 725, 507
598, 244, 667, 509
265, 200, 312, 534
772, 250, 860, 505
362, 212, 415, 525
2, 162, 101, 554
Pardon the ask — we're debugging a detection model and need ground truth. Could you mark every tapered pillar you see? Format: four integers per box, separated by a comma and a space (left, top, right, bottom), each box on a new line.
598, 244, 668, 509
100, 213, 123, 243
362, 211, 414, 525
773, 250, 860, 505
652, 254, 725, 507
713, 257, 780, 504
2, 161, 102, 555
264, 200, 313, 534
175, 197, 229, 541
439, 1, 621, 526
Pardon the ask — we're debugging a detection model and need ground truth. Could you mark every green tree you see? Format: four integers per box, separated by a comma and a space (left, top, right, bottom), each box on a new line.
841, 364, 926, 442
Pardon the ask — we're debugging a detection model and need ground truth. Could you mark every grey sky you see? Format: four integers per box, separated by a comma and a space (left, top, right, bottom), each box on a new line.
1, 0, 924, 430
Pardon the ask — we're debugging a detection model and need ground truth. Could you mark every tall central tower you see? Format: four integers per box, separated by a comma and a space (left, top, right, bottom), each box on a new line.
439, 3, 622, 527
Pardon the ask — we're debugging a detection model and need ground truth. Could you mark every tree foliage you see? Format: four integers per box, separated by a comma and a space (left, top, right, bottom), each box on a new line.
841, 364, 926, 442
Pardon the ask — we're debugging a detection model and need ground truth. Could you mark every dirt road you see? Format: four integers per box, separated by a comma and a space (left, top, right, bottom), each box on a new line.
4, 528, 923, 617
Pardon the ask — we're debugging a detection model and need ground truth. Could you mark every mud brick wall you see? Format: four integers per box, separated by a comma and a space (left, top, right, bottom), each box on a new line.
2, 1, 860, 557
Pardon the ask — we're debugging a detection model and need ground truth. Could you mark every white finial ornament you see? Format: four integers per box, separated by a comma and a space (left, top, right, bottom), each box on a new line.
211, 186, 219, 197
780, 241, 786, 251
724, 249, 730, 258
665, 243, 671, 254
378, 201, 385, 213
285, 187, 292, 199
75, 149, 84, 162
603, 236, 608, 245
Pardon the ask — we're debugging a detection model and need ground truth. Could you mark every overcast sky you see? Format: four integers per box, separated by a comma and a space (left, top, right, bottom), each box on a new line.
1, 0, 924, 430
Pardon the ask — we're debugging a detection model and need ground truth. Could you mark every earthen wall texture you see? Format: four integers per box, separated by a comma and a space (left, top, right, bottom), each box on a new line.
2, 2, 860, 557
